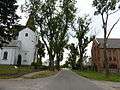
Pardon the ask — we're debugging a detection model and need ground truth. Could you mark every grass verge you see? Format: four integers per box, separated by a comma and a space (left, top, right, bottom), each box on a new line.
24, 70, 58, 79
0, 65, 32, 79
74, 70, 120, 82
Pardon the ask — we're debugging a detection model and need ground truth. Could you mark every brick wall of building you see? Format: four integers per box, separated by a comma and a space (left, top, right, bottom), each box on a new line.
91, 39, 120, 72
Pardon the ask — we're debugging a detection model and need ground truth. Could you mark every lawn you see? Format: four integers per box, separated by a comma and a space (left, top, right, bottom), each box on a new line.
74, 70, 120, 82
0, 65, 32, 79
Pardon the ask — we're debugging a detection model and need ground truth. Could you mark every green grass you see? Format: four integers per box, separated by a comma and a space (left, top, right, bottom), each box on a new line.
74, 70, 120, 82
25, 70, 58, 79
0, 65, 32, 79
0, 65, 58, 79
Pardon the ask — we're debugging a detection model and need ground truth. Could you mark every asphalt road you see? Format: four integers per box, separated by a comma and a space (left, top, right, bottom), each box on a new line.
0, 69, 106, 90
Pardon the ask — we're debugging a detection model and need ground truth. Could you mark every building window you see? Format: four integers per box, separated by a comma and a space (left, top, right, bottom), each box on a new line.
113, 57, 116, 61
25, 33, 28, 37
3, 51, 8, 60
109, 57, 112, 61
25, 53, 27, 55
23, 60, 27, 62
109, 64, 117, 69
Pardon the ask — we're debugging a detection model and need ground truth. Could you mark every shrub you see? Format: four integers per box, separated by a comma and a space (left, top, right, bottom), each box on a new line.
31, 62, 49, 70
31, 62, 40, 69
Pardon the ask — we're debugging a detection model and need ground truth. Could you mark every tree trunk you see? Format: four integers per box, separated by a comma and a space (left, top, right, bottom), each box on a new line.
56, 53, 60, 70
49, 53, 54, 71
78, 38, 83, 70
103, 29, 109, 77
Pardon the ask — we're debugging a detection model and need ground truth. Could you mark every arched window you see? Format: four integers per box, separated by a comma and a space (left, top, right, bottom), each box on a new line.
25, 33, 28, 37
3, 51, 8, 60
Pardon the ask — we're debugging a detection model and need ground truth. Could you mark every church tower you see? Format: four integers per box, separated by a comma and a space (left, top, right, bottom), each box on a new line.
26, 13, 36, 32
17, 13, 38, 65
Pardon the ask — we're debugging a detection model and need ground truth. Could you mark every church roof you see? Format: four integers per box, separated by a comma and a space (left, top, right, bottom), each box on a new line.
26, 13, 36, 32
96, 38, 120, 48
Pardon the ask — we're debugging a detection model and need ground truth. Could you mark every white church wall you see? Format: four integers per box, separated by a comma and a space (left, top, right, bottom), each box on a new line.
0, 47, 16, 65
21, 51, 35, 65
13, 48, 21, 65
18, 28, 37, 65
0, 27, 38, 65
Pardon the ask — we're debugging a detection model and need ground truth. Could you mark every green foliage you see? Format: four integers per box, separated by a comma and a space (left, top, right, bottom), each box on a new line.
54, 0, 76, 70
93, 0, 117, 15
72, 16, 92, 69
23, 0, 76, 70
67, 43, 79, 69
26, 13, 36, 32
31, 62, 41, 66
0, 0, 19, 47
31, 62, 42, 69
31, 61, 49, 70
37, 40, 45, 63
61, 61, 69, 68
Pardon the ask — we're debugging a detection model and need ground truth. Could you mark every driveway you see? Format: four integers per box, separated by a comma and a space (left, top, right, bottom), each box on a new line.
0, 70, 108, 90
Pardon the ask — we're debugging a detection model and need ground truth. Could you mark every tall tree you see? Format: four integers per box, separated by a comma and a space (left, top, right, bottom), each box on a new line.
67, 43, 79, 69
0, 0, 19, 47
93, 0, 120, 76
36, 0, 59, 70
54, 0, 76, 70
22, 0, 55, 69
72, 17, 92, 70
24, 0, 76, 70
36, 40, 45, 64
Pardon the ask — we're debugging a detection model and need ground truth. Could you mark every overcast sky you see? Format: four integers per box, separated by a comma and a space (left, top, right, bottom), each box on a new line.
17, 0, 120, 38
17, 0, 120, 62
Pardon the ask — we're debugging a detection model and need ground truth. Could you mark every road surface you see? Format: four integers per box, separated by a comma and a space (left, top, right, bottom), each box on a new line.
0, 70, 106, 90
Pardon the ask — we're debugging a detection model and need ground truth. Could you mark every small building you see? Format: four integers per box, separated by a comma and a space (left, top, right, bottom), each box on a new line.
0, 14, 38, 65
91, 38, 120, 72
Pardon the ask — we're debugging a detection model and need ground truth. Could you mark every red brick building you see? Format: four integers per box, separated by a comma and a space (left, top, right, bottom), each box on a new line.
91, 38, 120, 72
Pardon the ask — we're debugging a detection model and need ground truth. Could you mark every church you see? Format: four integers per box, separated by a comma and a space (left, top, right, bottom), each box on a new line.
0, 14, 38, 65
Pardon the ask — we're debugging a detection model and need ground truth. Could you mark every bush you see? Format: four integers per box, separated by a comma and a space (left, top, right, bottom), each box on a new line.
40, 65, 49, 70
31, 62, 42, 69
31, 62, 49, 70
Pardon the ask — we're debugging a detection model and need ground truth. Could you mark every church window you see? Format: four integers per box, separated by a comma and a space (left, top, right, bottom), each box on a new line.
109, 64, 117, 69
113, 57, 116, 61
3, 51, 8, 60
25, 53, 27, 55
25, 33, 28, 37
23, 60, 27, 62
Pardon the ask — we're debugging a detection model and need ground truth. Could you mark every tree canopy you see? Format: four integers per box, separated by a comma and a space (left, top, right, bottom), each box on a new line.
0, 0, 19, 47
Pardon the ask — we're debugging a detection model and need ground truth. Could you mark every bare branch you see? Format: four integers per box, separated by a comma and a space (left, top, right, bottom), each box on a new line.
71, 22, 77, 31
107, 17, 120, 39
39, 24, 50, 53
105, 9, 109, 26
109, 9, 119, 15
101, 13, 105, 28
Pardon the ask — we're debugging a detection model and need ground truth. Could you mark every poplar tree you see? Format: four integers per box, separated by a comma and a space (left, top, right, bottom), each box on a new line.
24, 0, 76, 70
